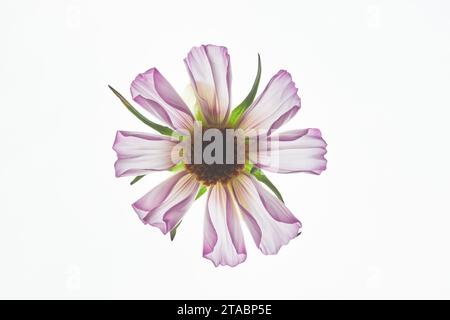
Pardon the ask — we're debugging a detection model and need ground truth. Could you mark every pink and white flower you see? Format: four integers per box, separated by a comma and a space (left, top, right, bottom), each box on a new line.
112, 45, 327, 267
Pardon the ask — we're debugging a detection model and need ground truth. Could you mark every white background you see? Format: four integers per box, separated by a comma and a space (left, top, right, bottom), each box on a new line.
1, 0, 450, 299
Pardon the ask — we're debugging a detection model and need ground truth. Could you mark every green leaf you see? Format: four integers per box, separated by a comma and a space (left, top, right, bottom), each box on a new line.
228, 54, 261, 127
108, 85, 174, 136
250, 166, 284, 203
195, 185, 208, 200
170, 220, 182, 241
130, 175, 145, 185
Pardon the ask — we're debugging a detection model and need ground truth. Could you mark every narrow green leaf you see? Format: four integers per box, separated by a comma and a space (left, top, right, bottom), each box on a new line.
130, 175, 145, 185
108, 85, 174, 136
250, 166, 284, 203
195, 185, 208, 200
228, 54, 261, 127
170, 220, 182, 241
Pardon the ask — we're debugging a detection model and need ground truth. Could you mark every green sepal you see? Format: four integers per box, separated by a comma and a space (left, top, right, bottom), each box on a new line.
245, 162, 254, 173
130, 175, 145, 185
131, 162, 185, 185
193, 102, 207, 125
228, 54, 261, 127
108, 85, 174, 136
250, 166, 284, 203
195, 185, 208, 200
170, 221, 182, 241
169, 162, 185, 172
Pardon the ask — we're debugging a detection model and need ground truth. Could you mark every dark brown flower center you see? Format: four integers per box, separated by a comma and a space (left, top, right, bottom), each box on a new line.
185, 128, 246, 186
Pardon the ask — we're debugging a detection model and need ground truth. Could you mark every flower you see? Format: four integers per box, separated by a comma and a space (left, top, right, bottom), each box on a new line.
112, 45, 327, 267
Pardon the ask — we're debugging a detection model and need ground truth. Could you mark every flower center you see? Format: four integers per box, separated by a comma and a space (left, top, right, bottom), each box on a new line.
185, 128, 246, 186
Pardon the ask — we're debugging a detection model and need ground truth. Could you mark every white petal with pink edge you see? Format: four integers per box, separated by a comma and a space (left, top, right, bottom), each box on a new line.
112, 131, 179, 177
130, 68, 194, 131
132, 172, 199, 234
184, 45, 231, 126
231, 174, 301, 255
251, 128, 327, 174
238, 70, 300, 134
203, 183, 246, 267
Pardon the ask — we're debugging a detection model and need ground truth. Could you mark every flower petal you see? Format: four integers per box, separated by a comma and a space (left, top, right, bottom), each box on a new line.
112, 131, 178, 177
238, 70, 300, 134
132, 172, 199, 234
251, 128, 327, 174
203, 183, 246, 267
130, 68, 194, 131
184, 45, 231, 126
232, 174, 301, 255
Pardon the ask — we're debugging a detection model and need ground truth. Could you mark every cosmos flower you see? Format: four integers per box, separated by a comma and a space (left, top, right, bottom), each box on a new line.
111, 45, 327, 267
